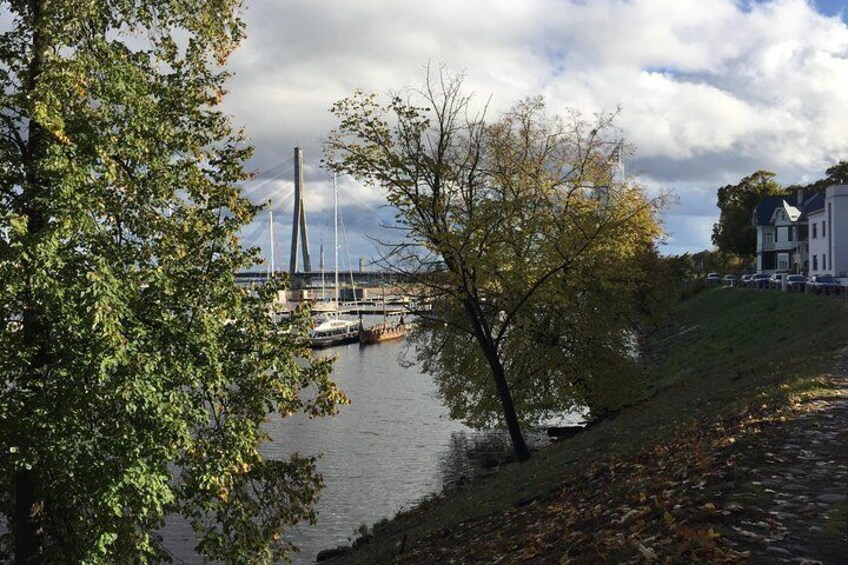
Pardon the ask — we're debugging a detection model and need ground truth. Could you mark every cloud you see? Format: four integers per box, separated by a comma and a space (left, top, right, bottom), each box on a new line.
660, 214, 718, 256
221, 0, 848, 262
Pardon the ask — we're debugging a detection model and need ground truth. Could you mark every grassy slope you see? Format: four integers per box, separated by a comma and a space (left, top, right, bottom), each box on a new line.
330, 288, 848, 563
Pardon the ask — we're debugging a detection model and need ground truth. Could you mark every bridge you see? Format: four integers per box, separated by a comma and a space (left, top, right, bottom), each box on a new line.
235, 270, 413, 290
235, 147, 419, 291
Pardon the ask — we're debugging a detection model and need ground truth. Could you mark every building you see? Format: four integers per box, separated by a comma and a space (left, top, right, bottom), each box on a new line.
806, 185, 848, 277
752, 184, 848, 276
752, 192, 808, 274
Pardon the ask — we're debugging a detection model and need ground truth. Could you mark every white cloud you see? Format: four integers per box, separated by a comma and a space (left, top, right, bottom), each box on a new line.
221, 0, 848, 259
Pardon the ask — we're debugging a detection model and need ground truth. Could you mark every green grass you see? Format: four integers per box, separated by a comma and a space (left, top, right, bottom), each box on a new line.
649, 287, 847, 387
332, 287, 848, 563
825, 501, 847, 540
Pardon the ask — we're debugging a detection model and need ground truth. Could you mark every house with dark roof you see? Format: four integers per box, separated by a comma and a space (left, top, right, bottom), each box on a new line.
752, 192, 808, 274
752, 185, 848, 276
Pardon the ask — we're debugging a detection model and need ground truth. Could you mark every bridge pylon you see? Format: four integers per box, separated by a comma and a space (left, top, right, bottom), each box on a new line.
289, 146, 312, 275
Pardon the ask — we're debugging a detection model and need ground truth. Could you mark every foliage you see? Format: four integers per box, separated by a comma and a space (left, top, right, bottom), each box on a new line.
711, 171, 785, 258
630, 251, 698, 326
822, 160, 848, 185
790, 159, 848, 196
687, 249, 753, 276
326, 69, 665, 458
0, 2, 345, 563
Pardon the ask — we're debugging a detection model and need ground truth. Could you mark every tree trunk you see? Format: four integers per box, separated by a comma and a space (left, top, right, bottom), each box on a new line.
13, 471, 40, 564
14, 1, 48, 562
463, 298, 531, 462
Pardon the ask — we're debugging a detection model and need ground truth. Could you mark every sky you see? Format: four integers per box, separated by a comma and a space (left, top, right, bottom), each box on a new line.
220, 0, 848, 269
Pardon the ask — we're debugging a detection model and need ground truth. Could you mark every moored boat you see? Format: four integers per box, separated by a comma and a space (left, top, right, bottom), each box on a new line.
359, 320, 408, 345
310, 314, 360, 348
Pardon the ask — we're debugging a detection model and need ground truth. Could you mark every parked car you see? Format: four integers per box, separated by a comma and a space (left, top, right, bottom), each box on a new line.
751, 273, 771, 289
807, 274, 841, 293
785, 274, 807, 292
740, 274, 753, 286
706, 272, 721, 283
769, 272, 788, 289
723, 274, 738, 286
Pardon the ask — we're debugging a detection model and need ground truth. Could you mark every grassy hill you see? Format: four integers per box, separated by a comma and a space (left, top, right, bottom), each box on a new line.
325, 287, 848, 563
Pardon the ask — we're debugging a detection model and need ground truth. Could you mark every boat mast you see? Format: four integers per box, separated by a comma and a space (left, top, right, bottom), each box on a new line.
382, 280, 387, 323
334, 173, 339, 305
269, 209, 275, 278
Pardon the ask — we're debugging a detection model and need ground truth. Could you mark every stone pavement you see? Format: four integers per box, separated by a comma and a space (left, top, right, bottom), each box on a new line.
719, 367, 848, 564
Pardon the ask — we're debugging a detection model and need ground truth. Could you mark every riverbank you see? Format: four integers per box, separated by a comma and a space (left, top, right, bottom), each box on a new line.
321, 288, 848, 563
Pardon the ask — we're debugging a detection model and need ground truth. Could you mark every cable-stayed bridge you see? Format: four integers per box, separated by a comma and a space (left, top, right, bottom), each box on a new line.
235, 147, 402, 289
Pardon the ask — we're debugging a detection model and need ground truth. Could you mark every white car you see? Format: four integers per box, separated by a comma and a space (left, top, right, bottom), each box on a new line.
769, 272, 788, 289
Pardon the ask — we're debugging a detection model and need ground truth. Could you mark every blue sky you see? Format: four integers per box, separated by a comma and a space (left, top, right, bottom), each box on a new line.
811, 0, 846, 17
221, 0, 848, 267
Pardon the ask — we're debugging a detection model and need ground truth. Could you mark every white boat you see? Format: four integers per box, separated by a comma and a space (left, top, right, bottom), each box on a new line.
310, 313, 360, 348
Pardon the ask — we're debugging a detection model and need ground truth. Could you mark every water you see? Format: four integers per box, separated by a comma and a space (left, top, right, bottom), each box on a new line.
164, 327, 577, 563
266, 338, 471, 562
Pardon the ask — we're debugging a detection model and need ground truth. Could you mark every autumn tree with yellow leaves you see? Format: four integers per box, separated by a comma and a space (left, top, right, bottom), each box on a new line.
326, 69, 666, 462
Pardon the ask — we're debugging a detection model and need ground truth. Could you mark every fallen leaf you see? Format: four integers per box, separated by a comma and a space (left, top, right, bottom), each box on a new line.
637, 543, 658, 561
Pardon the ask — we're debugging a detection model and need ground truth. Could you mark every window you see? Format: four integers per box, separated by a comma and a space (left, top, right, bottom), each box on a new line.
764, 232, 774, 244
777, 227, 788, 242
778, 254, 789, 270
813, 255, 818, 271
823, 221, 826, 237
823, 254, 827, 270
813, 223, 817, 238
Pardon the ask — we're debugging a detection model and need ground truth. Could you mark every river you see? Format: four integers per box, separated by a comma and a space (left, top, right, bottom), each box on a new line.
164, 329, 577, 563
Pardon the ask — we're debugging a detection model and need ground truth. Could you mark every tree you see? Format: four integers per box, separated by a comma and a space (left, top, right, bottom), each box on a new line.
0, 2, 345, 563
712, 171, 785, 258
326, 70, 664, 461
795, 160, 848, 195
823, 160, 848, 185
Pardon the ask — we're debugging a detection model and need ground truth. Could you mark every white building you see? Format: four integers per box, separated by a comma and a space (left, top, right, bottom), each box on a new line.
753, 184, 848, 275
807, 185, 848, 277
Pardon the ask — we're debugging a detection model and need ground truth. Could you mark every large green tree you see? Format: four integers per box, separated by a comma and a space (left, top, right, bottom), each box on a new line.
712, 170, 785, 258
0, 2, 345, 563
326, 71, 664, 461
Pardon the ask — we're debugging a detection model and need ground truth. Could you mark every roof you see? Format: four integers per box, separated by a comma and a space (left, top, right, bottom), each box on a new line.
753, 194, 797, 225
753, 191, 826, 224
802, 192, 825, 218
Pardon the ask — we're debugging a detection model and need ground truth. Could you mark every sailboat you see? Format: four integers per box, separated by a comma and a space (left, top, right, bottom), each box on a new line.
309, 174, 360, 348
359, 285, 409, 345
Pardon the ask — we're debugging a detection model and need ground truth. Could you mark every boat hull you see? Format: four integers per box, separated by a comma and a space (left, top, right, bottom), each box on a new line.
311, 330, 360, 348
359, 323, 407, 345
